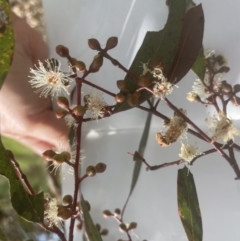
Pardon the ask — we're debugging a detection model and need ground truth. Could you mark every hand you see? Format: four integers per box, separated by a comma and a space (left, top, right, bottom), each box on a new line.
0, 14, 69, 155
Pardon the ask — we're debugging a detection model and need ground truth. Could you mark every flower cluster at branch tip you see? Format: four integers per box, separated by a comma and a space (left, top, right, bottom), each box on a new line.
29, 59, 73, 98
205, 112, 240, 143
84, 91, 107, 120
179, 142, 199, 163
44, 198, 61, 227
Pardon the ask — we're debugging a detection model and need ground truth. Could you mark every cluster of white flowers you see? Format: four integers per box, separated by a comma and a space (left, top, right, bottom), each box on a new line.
44, 198, 61, 227
85, 92, 107, 120
29, 59, 73, 98
152, 79, 173, 99
206, 112, 240, 143
179, 142, 199, 163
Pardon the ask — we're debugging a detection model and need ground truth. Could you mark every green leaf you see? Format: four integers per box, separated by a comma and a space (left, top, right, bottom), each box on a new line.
0, 138, 44, 223
0, 226, 7, 241
122, 103, 152, 216
114, 0, 186, 112
177, 166, 203, 241
0, 0, 14, 89
191, 47, 206, 81
80, 195, 103, 241
168, 5, 204, 83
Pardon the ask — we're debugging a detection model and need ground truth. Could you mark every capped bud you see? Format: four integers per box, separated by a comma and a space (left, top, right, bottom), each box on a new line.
89, 54, 103, 73
62, 195, 73, 205
231, 96, 240, 106
53, 153, 65, 164
115, 93, 126, 103
57, 96, 69, 110
56, 45, 69, 57
233, 84, 240, 93
127, 222, 137, 230
221, 80, 232, 93
119, 223, 127, 232
216, 55, 225, 66
127, 94, 139, 107
69, 58, 77, 66
95, 163, 107, 173
138, 76, 152, 87
103, 210, 112, 218
95, 223, 101, 231
42, 150, 56, 161
61, 151, 71, 162
217, 66, 230, 74
86, 165, 96, 177
57, 207, 75, 220
75, 61, 86, 72
100, 229, 108, 235
56, 109, 68, 119
117, 80, 128, 90
88, 38, 102, 51
114, 208, 121, 216
105, 37, 118, 50
72, 106, 86, 117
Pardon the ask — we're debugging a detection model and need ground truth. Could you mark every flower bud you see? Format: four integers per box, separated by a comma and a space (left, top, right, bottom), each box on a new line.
55, 109, 68, 119
115, 93, 126, 103
61, 151, 71, 162
127, 94, 139, 107
62, 195, 73, 205
233, 84, 240, 93
86, 165, 96, 177
53, 153, 65, 164
105, 37, 118, 50
56, 45, 69, 57
72, 106, 86, 117
88, 38, 102, 51
114, 208, 121, 216
95, 163, 107, 173
103, 210, 112, 218
127, 222, 137, 230
119, 223, 127, 232
117, 80, 128, 90
75, 61, 86, 72
42, 150, 56, 161
138, 76, 152, 87
220, 81, 232, 93
89, 55, 104, 73
100, 229, 108, 235
57, 207, 74, 220
133, 91, 141, 99
57, 96, 69, 110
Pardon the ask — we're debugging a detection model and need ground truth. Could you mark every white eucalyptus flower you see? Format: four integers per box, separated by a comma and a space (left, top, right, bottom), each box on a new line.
44, 198, 61, 227
152, 79, 173, 99
29, 59, 73, 97
179, 142, 199, 163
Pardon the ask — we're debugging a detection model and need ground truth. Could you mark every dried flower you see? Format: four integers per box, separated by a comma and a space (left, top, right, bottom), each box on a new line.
179, 142, 199, 163
205, 112, 240, 143
29, 59, 73, 97
44, 198, 61, 227
84, 91, 107, 120
64, 113, 78, 129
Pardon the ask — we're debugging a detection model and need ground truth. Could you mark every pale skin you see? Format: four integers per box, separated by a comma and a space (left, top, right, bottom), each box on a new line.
0, 14, 69, 155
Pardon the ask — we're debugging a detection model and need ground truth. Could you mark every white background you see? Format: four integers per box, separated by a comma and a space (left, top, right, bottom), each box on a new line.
42, 1, 240, 240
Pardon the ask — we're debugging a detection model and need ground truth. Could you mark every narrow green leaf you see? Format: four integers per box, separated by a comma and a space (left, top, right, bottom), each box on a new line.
0, 0, 14, 89
191, 47, 206, 81
168, 5, 204, 83
114, 0, 186, 112
81, 195, 103, 241
177, 166, 203, 241
0, 138, 44, 223
0, 226, 7, 241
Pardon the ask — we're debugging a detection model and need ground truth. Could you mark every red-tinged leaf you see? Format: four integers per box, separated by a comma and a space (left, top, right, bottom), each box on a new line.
178, 166, 203, 241
168, 4, 204, 84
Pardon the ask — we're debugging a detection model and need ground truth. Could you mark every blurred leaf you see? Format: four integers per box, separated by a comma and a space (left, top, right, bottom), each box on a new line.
81, 196, 103, 241
0, 226, 7, 241
0, 0, 14, 89
114, 0, 186, 112
191, 47, 206, 81
0, 138, 44, 223
168, 5, 204, 83
177, 166, 203, 241
122, 104, 152, 217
